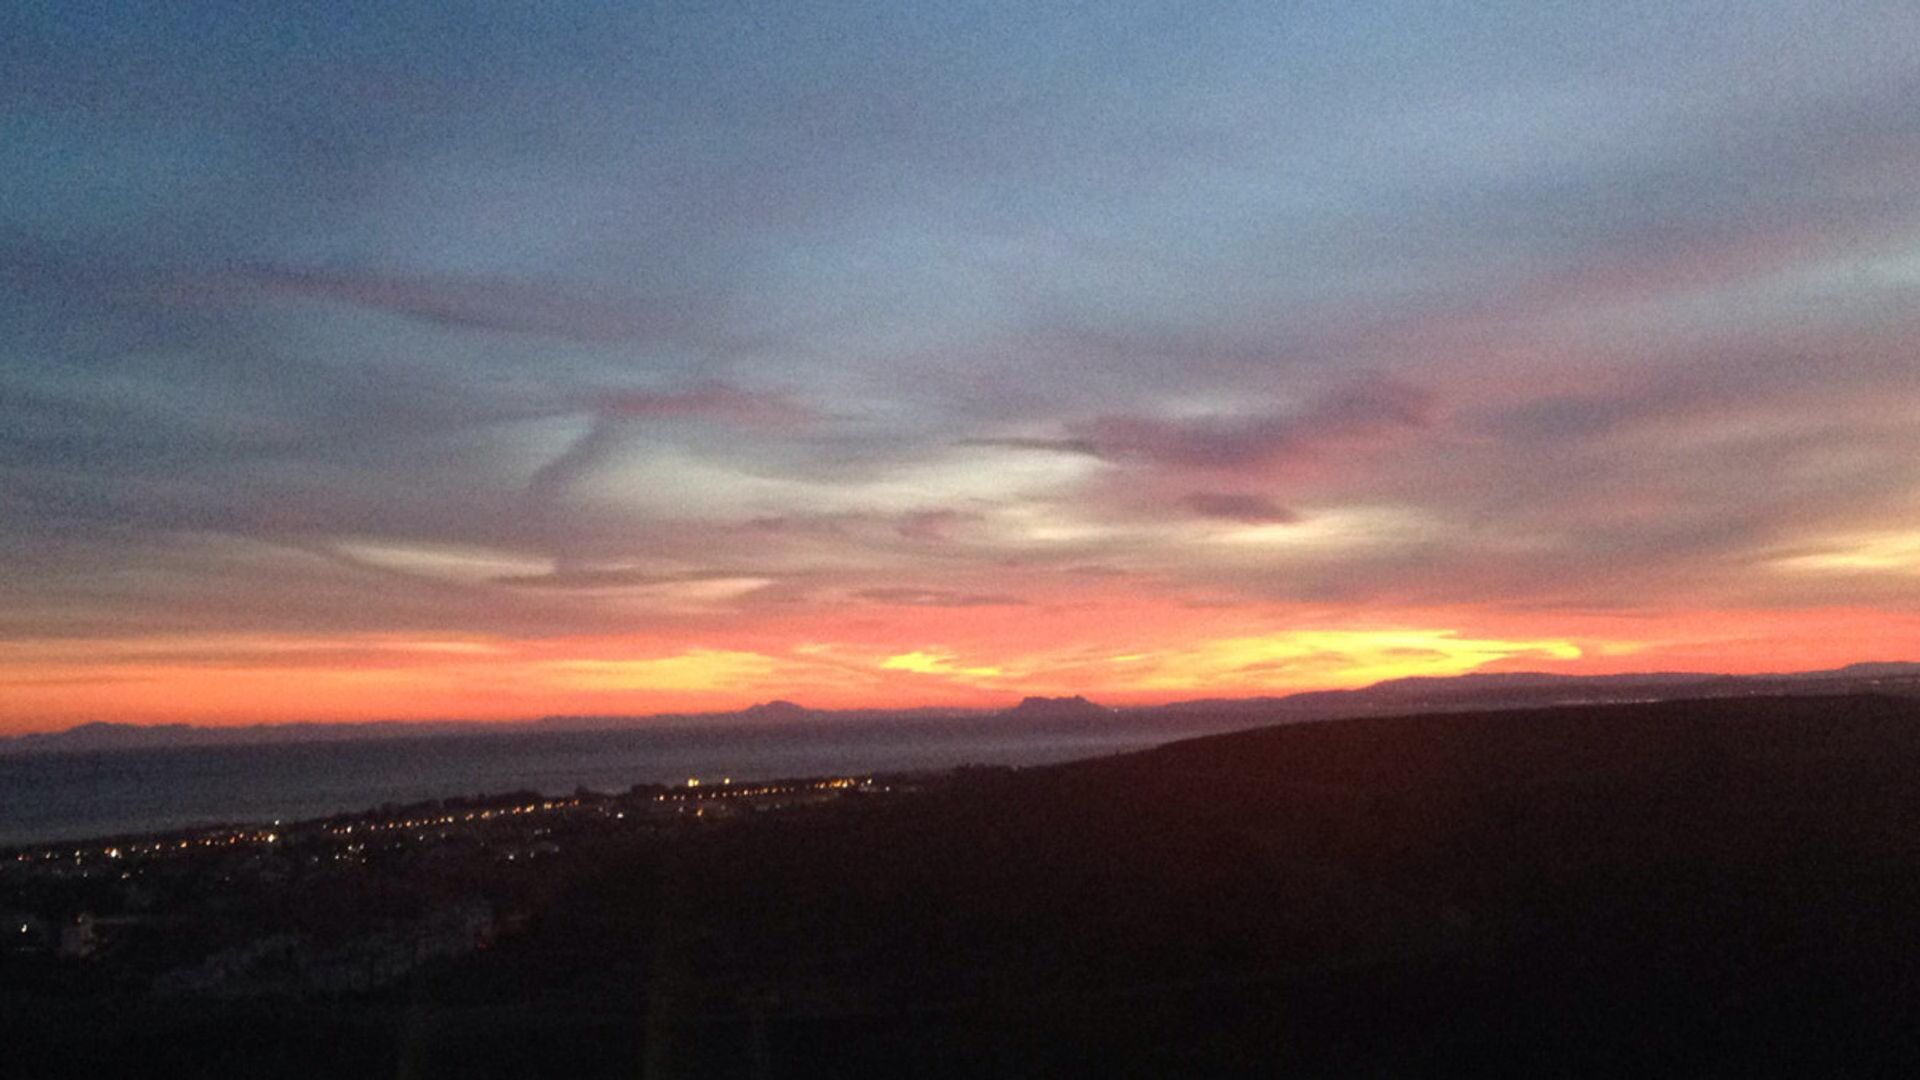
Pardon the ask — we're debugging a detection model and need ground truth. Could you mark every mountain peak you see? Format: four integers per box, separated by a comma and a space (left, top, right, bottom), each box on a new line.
740, 700, 812, 721
1004, 695, 1107, 718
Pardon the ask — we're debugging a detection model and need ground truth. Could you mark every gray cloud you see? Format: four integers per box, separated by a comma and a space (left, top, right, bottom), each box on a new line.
966, 377, 1435, 485
215, 267, 719, 345
527, 382, 816, 514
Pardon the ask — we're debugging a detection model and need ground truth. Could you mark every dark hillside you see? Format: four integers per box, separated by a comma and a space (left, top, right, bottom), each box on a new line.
661, 694, 1920, 1075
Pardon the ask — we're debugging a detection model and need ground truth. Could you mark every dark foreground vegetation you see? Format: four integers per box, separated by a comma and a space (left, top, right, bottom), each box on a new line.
7, 693, 1920, 1077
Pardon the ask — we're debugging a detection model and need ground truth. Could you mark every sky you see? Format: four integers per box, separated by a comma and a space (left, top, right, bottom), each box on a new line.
3, 2, 1920, 730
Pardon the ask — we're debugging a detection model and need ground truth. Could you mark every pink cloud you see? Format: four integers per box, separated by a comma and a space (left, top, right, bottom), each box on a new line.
1033, 375, 1436, 474
1181, 492, 1302, 525
895, 509, 979, 543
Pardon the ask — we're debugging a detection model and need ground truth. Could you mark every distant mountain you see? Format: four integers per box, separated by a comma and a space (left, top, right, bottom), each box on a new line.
8, 721, 199, 752
1001, 695, 1109, 719
0, 718, 499, 754
6, 663, 1916, 756
740, 700, 813, 722
1157, 664, 1920, 721
530, 704, 971, 733
1805, 661, 1920, 679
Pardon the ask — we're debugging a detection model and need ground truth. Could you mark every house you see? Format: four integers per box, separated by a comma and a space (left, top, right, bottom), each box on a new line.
6, 911, 53, 953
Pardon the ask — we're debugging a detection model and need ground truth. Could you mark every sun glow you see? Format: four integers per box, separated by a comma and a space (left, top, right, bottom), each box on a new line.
542, 650, 788, 693
1106, 629, 1584, 692
879, 651, 1006, 679
1, 603, 1915, 732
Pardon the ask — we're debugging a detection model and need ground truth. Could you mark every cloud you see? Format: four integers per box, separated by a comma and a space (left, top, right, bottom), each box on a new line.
894, 509, 978, 542
1181, 493, 1301, 525
539, 649, 788, 693
1121, 629, 1584, 693
525, 416, 627, 510
977, 376, 1435, 475
878, 650, 1004, 679
527, 382, 815, 510
595, 382, 814, 427
206, 266, 713, 344
1772, 532, 1920, 576
7, 4, 1920, 726
961, 436, 1101, 457
492, 566, 780, 590
854, 587, 1026, 608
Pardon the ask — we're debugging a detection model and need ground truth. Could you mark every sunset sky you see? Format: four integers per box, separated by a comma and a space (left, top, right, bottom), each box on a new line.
4, 3, 1920, 731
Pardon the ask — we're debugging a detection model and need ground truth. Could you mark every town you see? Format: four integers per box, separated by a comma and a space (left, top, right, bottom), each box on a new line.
3, 772, 902, 1000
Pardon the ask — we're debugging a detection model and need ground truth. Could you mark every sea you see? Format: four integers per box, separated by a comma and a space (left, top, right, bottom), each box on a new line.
0, 714, 1246, 848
